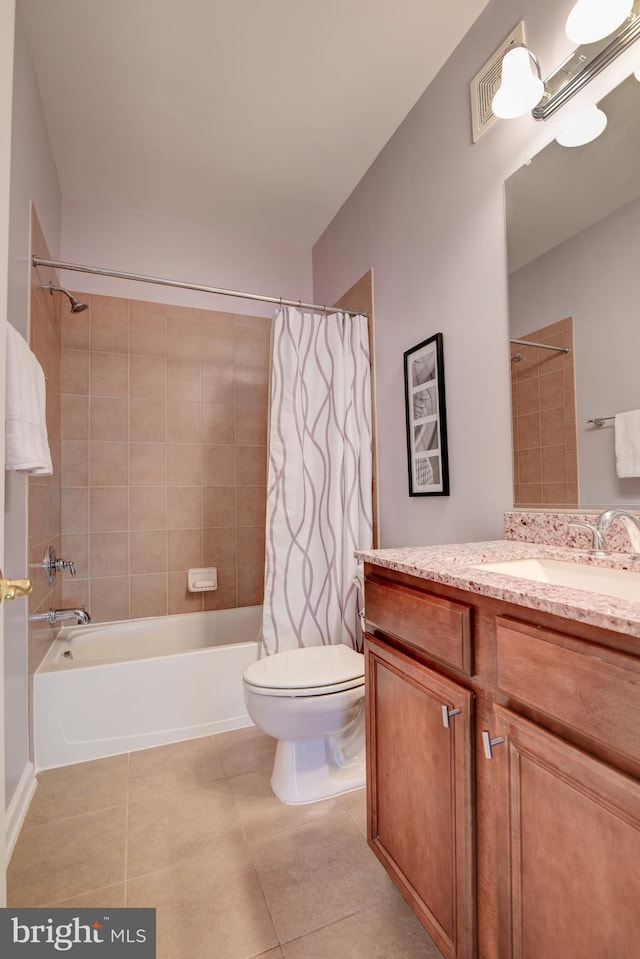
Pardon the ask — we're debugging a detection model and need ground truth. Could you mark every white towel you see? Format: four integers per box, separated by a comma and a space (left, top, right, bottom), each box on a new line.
614, 410, 640, 478
5, 324, 53, 475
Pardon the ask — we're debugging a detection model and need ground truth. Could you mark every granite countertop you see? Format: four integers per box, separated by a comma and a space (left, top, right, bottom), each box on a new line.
356, 540, 640, 640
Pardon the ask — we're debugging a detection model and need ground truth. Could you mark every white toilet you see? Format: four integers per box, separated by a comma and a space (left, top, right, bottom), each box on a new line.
243, 644, 366, 804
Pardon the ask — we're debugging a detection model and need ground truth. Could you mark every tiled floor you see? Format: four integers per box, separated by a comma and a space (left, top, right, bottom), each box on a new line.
8, 727, 443, 958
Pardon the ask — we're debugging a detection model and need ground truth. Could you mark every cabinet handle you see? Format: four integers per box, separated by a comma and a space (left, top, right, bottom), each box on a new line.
482, 731, 505, 759
441, 705, 462, 728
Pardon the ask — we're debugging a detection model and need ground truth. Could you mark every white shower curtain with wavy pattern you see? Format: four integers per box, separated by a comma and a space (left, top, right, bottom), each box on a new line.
262, 306, 373, 656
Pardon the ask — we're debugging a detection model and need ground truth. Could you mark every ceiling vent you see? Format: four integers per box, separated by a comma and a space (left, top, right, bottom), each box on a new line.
470, 22, 526, 142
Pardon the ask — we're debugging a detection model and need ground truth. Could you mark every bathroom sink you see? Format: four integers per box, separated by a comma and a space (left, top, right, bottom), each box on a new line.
470, 558, 640, 602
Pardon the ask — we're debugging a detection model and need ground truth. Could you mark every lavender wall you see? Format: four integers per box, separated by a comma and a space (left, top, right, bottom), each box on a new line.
60, 198, 313, 316
312, 0, 639, 547
0, 2, 16, 886
510, 197, 640, 507
5, 9, 62, 814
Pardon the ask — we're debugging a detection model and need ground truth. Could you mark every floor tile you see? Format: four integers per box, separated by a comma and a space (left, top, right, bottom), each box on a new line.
48, 883, 126, 908
27, 754, 129, 825
337, 786, 366, 836
248, 812, 395, 943
9, 729, 439, 958
227, 768, 342, 842
281, 894, 443, 958
216, 726, 276, 778
127, 778, 243, 878
128, 736, 225, 802
8, 806, 127, 906
127, 847, 278, 959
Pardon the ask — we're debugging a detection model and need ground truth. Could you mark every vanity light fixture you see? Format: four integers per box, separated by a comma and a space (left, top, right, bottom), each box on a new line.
565, 0, 633, 45
491, 45, 544, 118
555, 104, 608, 146
490, 3, 640, 123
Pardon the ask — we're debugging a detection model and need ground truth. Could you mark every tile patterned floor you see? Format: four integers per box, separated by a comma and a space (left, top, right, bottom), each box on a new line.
8, 727, 443, 958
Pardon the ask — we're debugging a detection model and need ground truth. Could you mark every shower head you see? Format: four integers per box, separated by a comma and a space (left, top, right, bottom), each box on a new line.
49, 282, 88, 314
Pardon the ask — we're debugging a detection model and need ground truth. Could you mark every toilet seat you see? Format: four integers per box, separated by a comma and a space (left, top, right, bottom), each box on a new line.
243, 644, 364, 698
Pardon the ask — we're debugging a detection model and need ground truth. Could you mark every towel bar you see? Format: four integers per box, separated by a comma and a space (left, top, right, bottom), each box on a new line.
587, 416, 615, 427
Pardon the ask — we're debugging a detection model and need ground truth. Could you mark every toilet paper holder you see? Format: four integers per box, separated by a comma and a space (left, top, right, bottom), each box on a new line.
187, 568, 218, 592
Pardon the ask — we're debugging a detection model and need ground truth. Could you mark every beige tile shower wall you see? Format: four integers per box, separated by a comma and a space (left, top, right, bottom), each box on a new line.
59, 294, 269, 623
28, 214, 63, 674
511, 317, 578, 507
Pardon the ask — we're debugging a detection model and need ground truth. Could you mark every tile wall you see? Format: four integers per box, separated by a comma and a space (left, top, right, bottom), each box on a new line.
59, 295, 269, 623
511, 317, 578, 507
27, 213, 64, 675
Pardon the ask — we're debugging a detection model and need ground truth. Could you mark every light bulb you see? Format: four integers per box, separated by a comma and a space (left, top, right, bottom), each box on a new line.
492, 47, 545, 119
565, 0, 633, 45
556, 105, 607, 147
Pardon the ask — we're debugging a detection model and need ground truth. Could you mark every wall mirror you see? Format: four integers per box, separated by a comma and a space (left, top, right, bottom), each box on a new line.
506, 69, 640, 510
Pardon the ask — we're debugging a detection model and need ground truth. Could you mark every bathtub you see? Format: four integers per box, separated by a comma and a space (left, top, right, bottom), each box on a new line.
33, 606, 262, 770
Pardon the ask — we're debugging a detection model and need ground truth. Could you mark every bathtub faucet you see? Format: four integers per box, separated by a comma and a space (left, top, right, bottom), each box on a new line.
31, 607, 91, 625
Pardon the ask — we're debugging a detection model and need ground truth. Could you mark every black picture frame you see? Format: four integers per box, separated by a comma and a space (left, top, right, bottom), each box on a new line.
403, 332, 450, 496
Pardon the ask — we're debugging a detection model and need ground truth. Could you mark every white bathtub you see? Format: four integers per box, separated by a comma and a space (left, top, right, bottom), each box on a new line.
33, 606, 262, 770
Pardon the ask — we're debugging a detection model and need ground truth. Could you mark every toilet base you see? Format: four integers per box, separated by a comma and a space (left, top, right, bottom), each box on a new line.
271, 735, 366, 805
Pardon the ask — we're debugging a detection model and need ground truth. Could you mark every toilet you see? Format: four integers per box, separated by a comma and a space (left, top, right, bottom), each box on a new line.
243, 644, 366, 804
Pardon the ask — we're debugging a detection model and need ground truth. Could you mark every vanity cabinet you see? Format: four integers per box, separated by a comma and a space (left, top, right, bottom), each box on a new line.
363, 562, 640, 959
493, 617, 640, 959
366, 635, 475, 959
364, 571, 476, 959
493, 705, 640, 959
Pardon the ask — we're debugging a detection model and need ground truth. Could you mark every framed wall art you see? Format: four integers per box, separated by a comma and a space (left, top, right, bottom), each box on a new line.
403, 332, 450, 496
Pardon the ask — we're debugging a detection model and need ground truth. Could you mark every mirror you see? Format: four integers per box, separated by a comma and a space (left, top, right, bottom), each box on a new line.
506, 70, 640, 509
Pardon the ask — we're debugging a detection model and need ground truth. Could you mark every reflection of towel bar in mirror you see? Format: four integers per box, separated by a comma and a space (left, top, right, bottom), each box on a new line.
587, 416, 615, 427
510, 338, 571, 362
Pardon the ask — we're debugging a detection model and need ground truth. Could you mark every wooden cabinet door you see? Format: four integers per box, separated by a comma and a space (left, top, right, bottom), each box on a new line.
493, 705, 640, 959
366, 635, 475, 959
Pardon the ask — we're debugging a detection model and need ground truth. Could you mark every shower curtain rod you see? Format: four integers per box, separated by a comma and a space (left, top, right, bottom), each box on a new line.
31, 256, 367, 317
510, 338, 570, 354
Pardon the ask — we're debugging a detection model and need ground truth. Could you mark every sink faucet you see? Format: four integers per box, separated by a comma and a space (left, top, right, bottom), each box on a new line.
595, 508, 640, 556
31, 607, 91, 625
568, 519, 609, 557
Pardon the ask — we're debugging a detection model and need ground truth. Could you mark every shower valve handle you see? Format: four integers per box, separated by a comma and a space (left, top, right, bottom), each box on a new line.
43, 547, 77, 582
54, 558, 77, 577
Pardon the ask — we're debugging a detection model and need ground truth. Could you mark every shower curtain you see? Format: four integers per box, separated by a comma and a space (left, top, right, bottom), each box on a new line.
262, 306, 373, 656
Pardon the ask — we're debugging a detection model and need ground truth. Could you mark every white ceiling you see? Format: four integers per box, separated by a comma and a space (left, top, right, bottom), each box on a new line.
18, 0, 489, 248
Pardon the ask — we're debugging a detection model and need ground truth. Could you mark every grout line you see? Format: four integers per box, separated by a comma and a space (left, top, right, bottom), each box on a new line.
20, 801, 127, 830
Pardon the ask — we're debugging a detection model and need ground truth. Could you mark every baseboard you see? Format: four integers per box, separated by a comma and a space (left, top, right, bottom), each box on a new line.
5, 761, 37, 862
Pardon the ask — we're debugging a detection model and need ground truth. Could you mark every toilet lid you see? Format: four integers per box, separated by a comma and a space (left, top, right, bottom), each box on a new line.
244, 644, 364, 694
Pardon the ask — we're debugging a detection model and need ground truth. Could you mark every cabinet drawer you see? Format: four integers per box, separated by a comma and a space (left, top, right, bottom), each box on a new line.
365, 575, 473, 674
496, 616, 640, 765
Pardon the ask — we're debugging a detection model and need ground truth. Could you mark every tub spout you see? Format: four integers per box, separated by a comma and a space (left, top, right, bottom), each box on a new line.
31, 607, 91, 625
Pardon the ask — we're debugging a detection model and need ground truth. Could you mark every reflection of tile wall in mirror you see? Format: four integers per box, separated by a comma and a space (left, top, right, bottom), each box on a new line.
511, 318, 577, 508
506, 71, 640, 509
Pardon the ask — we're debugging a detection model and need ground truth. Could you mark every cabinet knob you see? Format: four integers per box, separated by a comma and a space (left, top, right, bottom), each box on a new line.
482, 730, 505, 760
441, 705, 462, 728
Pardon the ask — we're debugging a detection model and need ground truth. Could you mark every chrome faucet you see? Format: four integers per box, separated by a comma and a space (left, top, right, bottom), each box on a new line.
595, 508, 640, 556
568, 519, 608, 557
31, 607, 91, 625
569, 509, 640, 557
